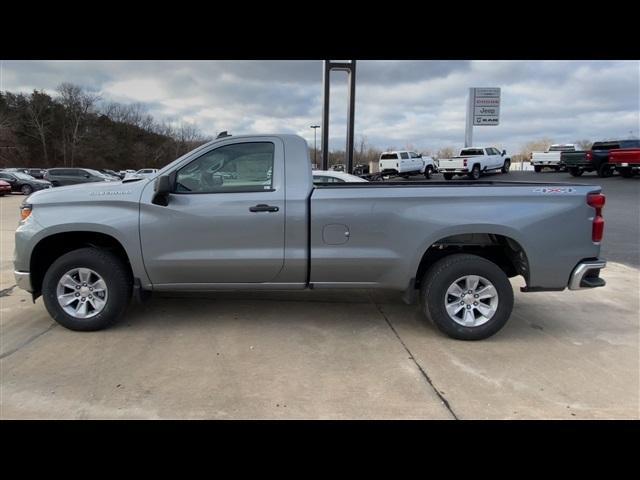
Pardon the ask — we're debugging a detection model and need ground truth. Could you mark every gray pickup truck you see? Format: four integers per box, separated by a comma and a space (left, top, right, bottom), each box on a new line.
14, 134, 607, 340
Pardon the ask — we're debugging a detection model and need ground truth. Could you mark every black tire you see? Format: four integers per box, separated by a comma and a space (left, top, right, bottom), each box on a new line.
424, 166, 432, 179
419, 254, 514, 340
21, 184, 33, 195
443, 173, 454, 180
42, 247, 132, 331
468, 164, 481, 180
620, 168, 634, 178
501, 160, 511, 174
597, 164, 612, 178
533, 165, 542, 173
569, 167, 583, 177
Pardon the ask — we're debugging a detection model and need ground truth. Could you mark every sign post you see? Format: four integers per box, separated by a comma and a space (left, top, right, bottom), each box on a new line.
465, 87, 501, 147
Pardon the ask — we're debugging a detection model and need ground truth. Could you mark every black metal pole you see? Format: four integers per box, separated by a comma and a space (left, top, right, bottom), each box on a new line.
346, 60, 356, 174
321, 60, 330, 171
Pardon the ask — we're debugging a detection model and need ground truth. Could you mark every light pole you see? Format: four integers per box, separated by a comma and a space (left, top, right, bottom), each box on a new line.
310, 125, 320, 167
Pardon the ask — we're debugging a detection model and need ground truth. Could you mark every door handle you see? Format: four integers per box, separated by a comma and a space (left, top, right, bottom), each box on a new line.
249, 204, 279, 212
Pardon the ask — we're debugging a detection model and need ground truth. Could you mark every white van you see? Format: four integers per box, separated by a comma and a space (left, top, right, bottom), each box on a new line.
379, 151, 434, 178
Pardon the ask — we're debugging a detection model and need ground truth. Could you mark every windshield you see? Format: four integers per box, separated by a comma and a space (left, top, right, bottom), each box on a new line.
14, 172, 35, 180
85, 169, 108, 178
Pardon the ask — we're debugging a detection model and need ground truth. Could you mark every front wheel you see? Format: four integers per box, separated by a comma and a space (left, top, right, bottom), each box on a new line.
42, 248, 132, 331
501, 160, 510, 173
533, 165, 542, 173
419, 254, 514, 340
569, 167, 583, 177
443, 173, 454, 180
21, 184, 33, 195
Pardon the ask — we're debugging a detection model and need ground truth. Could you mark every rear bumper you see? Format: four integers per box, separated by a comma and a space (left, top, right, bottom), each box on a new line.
568, 259, 606, 290
14, 271, 32, 292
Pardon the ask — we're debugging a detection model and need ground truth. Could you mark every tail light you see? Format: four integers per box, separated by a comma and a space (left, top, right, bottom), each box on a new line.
587, 193, 605, 243
586, 151, 593, 162
463, 159, 468, 167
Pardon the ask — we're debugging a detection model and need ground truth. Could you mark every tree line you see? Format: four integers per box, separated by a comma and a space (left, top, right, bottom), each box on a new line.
0, 84, 211, 171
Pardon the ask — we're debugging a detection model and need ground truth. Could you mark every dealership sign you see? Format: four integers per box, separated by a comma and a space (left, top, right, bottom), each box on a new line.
472, 87, 500, 126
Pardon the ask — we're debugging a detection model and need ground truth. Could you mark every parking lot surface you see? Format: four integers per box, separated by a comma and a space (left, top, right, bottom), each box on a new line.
1, 171, 638, 419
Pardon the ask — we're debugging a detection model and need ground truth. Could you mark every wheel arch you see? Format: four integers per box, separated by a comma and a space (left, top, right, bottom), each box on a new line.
29, 230, 134, 299
413, 231, 530, 291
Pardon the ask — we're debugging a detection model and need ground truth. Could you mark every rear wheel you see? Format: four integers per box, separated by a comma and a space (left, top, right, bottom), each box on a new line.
533, 165, 542, 173
620, 168, 634, 178
597, 164, 613, 178
21, 184, 33, 195
419, 254, 514, 340
501, 160, 510, 174
424, 166, 432, 179
42, 248, 132, 331
468, 165, 481, 180
443, 173, 454, 180
569, 167, 583, 177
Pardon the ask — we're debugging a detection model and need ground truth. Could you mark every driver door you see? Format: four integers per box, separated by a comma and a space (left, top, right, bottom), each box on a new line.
139, 137, 285, 286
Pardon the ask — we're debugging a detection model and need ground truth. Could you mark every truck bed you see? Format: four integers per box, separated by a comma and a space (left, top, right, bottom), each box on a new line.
309, 181, 601, 291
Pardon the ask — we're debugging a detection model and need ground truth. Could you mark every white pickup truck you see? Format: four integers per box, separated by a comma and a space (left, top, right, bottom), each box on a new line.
438, 147, 511, 180
530, 144, 576, 172
379, 151, 436, 179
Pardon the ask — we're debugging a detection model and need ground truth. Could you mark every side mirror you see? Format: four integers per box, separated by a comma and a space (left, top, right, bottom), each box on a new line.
502, 150, 506, 156
152, 174, 172, 206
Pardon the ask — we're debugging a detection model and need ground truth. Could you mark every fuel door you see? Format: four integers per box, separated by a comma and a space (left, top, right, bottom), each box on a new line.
322, 224, 350, 245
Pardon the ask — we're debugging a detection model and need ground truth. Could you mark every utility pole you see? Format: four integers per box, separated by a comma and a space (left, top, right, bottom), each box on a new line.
310, 125, 320, 167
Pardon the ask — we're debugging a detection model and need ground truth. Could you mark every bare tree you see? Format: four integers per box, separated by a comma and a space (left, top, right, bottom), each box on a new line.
436, 147, 456, 160
574, 139, 592, 150
520, 138, 554, 159
57, 83, 101, 166
26, 90, 54, 164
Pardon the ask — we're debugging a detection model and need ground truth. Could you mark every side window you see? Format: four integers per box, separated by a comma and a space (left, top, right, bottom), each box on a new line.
175, 142, 275, 194
400, 152, 409, 160
410, 152, 420, 158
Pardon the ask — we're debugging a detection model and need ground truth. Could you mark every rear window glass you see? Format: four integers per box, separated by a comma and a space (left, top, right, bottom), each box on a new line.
619, 140, 640, 149
548, 145, 576, 152
460, 149, 484, 156
380, 153, 398, 160
592, 142, 620, 150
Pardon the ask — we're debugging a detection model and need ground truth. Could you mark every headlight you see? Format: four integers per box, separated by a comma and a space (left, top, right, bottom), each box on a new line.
20, 203, 32, 221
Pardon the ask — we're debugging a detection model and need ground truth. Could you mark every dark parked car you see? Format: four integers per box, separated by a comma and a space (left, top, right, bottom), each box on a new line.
99, 169, 124, 180
44, 168, 116, 187
0, 171, 53, 195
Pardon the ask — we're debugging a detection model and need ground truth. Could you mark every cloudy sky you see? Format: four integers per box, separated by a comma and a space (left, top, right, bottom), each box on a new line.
1, 60, 638, 154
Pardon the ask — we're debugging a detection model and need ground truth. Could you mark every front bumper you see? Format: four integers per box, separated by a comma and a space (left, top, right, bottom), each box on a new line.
568, 259, 606, 290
